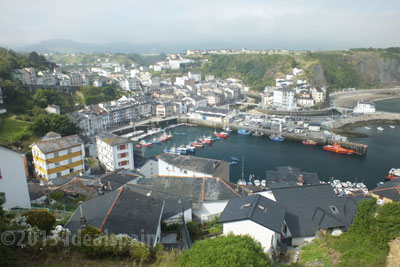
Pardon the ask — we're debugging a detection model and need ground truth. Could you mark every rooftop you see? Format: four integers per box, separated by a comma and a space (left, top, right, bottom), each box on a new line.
371, 180, 400, 202
96, 131, 132, 146
32, 134, 83, 154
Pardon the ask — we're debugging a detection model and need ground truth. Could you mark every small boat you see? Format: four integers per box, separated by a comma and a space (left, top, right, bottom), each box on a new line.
252, 131, 264, 137
203, 136, 213, 144
135, 144, 141, 148
261, 180, 266, 187
254, 179, 261, 187
192, 141, 204, 148
215, 131, 229, 138
247, 180, 253, 186
216, 137, 221, 140
224, 127, 233, 133
140, 141, 152, 147
238, 129, 251, 135
237, 179, 247, 186
323, 142, 355, 155
302, 139, 318, 146
231, 156, 239, 162
151, 139, 162, 144
386, 168, 400, 180
389, 125, 396, 129
230, 161, 238, 166
269, 134, 285, 142
377, 126, 384, 131
364, 126, 371, 130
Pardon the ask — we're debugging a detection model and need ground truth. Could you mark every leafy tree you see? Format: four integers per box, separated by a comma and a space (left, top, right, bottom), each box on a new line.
179, 234, 272, 267
31, 113, 79, 136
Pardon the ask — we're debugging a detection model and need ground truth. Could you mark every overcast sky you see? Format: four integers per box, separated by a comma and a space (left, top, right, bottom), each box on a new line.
0, 0, 399, 50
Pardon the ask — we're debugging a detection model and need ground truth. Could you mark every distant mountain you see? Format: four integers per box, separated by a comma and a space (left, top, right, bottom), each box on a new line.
15, 39, 182, 54
15, 39, 252, 54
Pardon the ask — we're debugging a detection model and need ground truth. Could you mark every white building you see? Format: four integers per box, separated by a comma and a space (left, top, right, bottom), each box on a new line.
297, 97, 315, 107
45, 104, 60, 115
311, 87, 325, 103
0, 146, 31, 209
273, 88, 296, 110
96, 132, 134, 171
188, 71, 201, 82
182, 95, 207, 108
218, 195, 289, 253
31, 133, 85, 181
353, 101, 376, 114
157, 153, 230, 182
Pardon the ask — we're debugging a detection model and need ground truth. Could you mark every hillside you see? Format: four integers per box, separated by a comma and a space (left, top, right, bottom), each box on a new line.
199, 48, 400, 92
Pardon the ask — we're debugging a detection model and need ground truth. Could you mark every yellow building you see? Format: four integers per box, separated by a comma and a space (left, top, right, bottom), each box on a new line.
31, 132, 85, 181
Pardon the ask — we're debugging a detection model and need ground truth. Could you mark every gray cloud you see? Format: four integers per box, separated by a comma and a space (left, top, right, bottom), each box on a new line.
0, 0, 399, 50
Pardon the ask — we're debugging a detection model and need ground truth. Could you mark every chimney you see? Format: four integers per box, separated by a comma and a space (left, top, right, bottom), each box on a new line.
79, 201, 87, 228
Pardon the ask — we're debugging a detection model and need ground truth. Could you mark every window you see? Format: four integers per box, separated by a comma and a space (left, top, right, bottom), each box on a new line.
329, 205, 339, 214
118, 153, 127, 159
183, 170, 187, 174
68, 159, 72, 164
70, 168, 74, 173
55, 162, 60, 167
54, 152, 59, 158
56, 172, 61, 178
118, 144, 126, 150
67, 149, 71, 154
0, 168, 2, 179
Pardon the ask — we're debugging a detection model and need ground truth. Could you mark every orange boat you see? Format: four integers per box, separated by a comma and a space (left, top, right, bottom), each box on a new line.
323, 142, 355, 155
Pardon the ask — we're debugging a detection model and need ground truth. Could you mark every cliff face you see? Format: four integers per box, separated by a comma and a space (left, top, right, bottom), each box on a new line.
308, 63, 327, 87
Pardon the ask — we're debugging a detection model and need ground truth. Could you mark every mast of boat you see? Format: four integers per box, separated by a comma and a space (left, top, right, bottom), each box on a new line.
241, 155, 244, 181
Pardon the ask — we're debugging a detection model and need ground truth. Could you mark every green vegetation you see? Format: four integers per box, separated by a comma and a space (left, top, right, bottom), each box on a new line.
179, 234, 272, 267
31, 113, 80, 137
300, 199, 400, 266
22, 209, 56, 233
75, 85, 121, 105
0, 115, 33, 147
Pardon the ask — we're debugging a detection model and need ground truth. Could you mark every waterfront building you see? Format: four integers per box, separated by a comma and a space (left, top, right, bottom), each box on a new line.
0, 146, 31, 209
353, 101, 376, 114
156, 102, 175, 118
31, 133, 85, 181
311, 86, 326, 103
297, 97, 315, 107
96, 132, 134, 171
189, 107, 232, 124
157, 153, 230, 182
218, 195, 288, 253
370, 180, 400, 203
273, 88, 296, 110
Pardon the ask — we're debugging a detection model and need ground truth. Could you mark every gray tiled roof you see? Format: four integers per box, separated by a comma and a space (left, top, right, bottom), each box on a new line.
265, 166, 320, 187
96, 132, 132, 146
271, 184, 358, 237
157, 153, 226, 176
371, 180, 400, 201
65, 188, 164, 241
33, 134, 83, 154
218, 195, 286, 233
133, 176, 243, 202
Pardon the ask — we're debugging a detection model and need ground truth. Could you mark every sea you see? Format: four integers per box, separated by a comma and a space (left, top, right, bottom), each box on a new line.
138, 97, 400, 189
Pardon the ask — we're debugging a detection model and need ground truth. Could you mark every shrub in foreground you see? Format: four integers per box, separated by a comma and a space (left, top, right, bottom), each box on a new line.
22, 209, 56, 233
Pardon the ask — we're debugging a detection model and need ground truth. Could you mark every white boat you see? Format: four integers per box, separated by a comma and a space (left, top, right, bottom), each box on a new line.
389, 125, 396, 129
261, 180, 266, 187
364, 126, 371, 130
254, 180, 261, 186
377, 126, 384, 131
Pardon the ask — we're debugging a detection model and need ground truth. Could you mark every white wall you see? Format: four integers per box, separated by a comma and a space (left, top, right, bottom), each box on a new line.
193, 200, 228, 223
223, 220, 278, 252
0, 148, 31, 209
292, 236, 315, 247
158, 159, 212, 178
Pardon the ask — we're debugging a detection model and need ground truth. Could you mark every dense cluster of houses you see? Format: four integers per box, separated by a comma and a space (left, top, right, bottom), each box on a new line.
262, 67, 326, 110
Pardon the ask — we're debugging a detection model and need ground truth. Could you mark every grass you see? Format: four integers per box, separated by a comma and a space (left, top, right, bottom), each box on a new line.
0, 115, 33, 146
299, 238, 334, 267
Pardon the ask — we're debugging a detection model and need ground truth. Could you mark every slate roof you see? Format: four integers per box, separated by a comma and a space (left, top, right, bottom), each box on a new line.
32, 134, 83, 154
132, 176, 243, 202
371, 180, 400, 202
157, 153, 227, 176
265, 166, 321, 187
65, 188, 164, 244
270, 184, 358, 238
96, 132, 132, 146
100, 170, 139, 191
218, 195, 286, 233
125, 184, 192, 221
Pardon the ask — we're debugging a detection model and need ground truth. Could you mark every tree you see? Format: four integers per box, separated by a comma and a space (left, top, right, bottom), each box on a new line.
31, 113, 79, 136
179, 234, 272, 267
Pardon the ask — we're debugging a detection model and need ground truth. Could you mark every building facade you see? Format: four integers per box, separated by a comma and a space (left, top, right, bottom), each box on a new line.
31, 134, 85, 181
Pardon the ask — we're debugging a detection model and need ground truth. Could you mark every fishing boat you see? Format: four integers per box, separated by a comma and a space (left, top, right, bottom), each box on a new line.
177, 145, 188, 154
166, 133, 173, 140
140, 141, 152, 147
186, 144, 196, 153
231, 156, 239, 162
214, 131, 229, 138
254, 179, 261, 187
238, 129, 251, 135
377, 126, 384, 131
302, 139, 318, 146
323, 142, 355, 155
192, 141, 204, 148
269, 134, 285, 142
135, 144, 141, 148
252, 131, 264, 137
151, 139, 162, 144
203, 136, 213, 144
389, 125, 396, 129
230, 161, 238, 166
364, 126, 371, 130
237, 179, 247, 186
386, 168, 400, 180
260, 180, 266, 187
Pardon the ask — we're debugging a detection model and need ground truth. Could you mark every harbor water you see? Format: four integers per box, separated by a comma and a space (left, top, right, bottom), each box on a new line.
138, 123, 400, 189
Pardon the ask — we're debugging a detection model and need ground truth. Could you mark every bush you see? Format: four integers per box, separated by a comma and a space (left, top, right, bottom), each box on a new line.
186, 221, 202, 241
22, 209, 56, 233
179, 234, 272, 267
